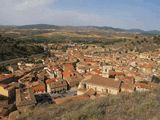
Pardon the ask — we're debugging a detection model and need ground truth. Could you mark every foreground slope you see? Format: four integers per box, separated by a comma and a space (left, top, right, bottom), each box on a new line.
11, 88, 160, 120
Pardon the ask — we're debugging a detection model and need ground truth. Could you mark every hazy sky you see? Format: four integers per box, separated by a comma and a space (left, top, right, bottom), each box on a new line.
0, 0, 160, 30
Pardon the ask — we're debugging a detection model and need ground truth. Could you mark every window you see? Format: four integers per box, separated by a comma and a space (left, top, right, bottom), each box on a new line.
106, 89, 108, 93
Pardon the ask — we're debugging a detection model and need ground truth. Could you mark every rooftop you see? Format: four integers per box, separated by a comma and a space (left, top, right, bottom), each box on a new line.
86, 75, 121, 90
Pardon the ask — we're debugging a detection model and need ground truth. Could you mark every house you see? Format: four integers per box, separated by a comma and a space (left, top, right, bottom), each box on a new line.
0, 74, 16, 84
62, 63, 75, 79
16, 88, 37, 112
44, 66, 62, 79
78, 75, 121, 95
116, 76, 135, 84
135, 82, 159, 92
101, 64, 113, 78
134, 83, 151, 92
65, 78, 79, 88
62, 63, 82, 88
65, 74, 83, 88
0, 84, 16, 98
64, 70, 83, 88
121, 83, 135, 93
76, 62, 91, 74
140, 63, 153, 74
90, 68, 101, 75
134, 74, 145, 82
31, 82, 46, 94
46, 79, 68, 93
0, 74, 17, 99
109, 71, 125, 79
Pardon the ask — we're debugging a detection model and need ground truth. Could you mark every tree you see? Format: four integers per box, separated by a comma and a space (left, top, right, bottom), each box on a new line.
135, 36, 139, 39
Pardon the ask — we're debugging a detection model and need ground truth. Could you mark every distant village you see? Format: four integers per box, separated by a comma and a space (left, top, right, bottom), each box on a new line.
0, 43, 160, 119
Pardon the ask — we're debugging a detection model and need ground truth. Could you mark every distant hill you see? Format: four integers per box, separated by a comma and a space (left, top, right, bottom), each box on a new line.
17, 24, 59, 30
17, 24, 160, 35
127, 29, 145, 33
16, 24, 127, 32
146, 30, 160, 35
0, 24, 160, 35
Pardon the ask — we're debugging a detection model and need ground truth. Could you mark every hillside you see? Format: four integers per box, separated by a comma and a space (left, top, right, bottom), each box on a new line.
11, 88, 160, 120
0, 35, 44, 61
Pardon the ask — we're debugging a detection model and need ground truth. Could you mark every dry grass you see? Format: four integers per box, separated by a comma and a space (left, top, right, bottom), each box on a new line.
13, 88, 160, 120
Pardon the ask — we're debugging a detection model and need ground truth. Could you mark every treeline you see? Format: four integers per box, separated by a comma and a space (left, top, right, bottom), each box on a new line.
33, 35, 122, 45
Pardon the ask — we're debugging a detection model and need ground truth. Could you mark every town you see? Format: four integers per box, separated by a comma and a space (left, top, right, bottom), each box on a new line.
0, 41, 160, 119
1, 0, 160, 119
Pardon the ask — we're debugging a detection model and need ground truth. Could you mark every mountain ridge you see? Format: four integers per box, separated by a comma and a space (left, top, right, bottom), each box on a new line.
0, 24, 160, 35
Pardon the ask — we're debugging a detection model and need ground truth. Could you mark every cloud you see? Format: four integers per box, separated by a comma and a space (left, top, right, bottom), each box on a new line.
0, 0, 53, 24
0, 0, 105, 26
0, 0, 54, 10
14, 0, 53, 11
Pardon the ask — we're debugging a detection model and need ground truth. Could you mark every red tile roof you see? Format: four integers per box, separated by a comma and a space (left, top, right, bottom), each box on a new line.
63, 63, 74, 70
0, 74, 14, 81
109, 71, 125, 76
140, 63, 153, 68
63, 71, 74, 79
46, 78, 56, 84
31, 83, 46, 93
134, 83, 150, 89
63, 63, 75, 79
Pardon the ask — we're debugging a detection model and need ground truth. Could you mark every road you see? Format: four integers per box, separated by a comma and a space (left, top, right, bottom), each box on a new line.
0, 52, 45, 66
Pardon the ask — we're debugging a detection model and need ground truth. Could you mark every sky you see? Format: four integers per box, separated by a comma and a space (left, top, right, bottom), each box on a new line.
0, 0, 160, 30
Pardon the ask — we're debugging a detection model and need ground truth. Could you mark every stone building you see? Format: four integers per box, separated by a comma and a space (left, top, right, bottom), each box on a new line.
101, 64, 113, 78
46, 79, 68, 93
16, 88, 37, 113
78, 75, 121, 95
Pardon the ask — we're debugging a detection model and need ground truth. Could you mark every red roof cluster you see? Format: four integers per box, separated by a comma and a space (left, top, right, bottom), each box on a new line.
140, 63, 153, 68
63, 63, 75, 79
31, 83, 46, 93
46, 78, 57, 84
